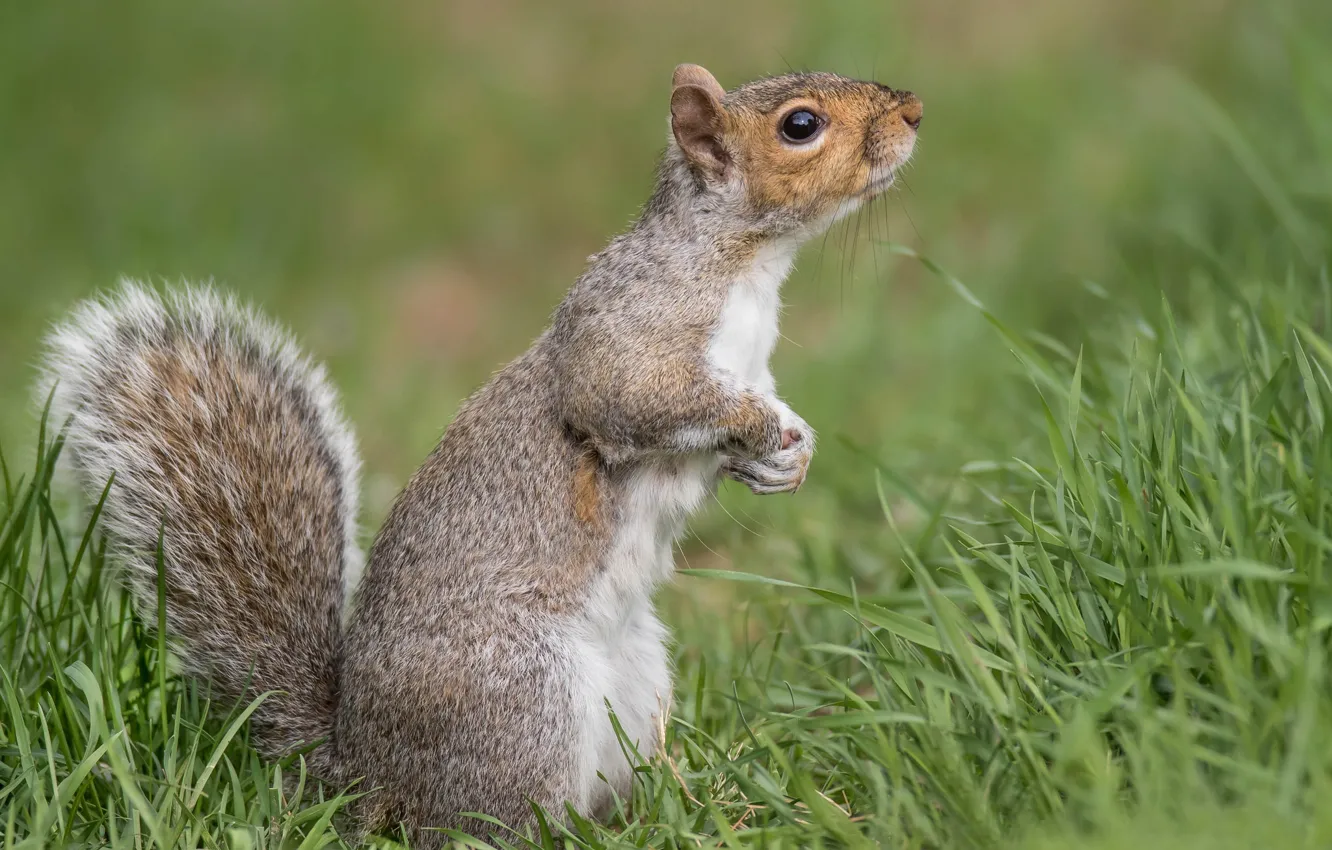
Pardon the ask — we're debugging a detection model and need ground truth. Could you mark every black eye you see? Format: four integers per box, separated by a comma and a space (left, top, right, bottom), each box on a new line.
780, 109, 822, 143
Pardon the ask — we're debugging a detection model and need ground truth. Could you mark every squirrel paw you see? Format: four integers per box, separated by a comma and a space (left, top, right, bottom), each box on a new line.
722, 418, 814, 495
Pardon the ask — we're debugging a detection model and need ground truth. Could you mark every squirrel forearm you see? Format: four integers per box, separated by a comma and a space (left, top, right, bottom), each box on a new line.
561, 357, 784, 462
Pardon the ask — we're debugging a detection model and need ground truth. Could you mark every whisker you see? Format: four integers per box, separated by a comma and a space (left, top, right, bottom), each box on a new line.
869, 195, 884, 285
838, 205, 857, 310
709, 484, 765, 537
857, 202, 870, 278
850, 201, 869, 290
810, 211, 836, 295
894, 177, 925, 248
675, 540, 694, 571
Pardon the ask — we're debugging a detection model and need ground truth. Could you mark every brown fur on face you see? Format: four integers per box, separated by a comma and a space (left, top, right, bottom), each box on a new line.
670, 66, 922, 226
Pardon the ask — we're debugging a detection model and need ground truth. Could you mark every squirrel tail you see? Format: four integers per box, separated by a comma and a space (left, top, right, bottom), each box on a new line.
39, 281, 361, 763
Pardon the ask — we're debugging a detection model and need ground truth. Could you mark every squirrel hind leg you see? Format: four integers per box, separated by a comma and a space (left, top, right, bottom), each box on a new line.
38, 279, 363, 761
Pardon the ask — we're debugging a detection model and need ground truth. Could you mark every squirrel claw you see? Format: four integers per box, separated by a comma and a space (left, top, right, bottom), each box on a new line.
721, 448, 810, 495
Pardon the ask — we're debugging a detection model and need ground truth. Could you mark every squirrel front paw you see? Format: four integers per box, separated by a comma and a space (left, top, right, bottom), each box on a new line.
722, 406, 814, 495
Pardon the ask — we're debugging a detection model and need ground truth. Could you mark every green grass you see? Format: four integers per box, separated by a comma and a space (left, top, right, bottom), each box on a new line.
8, 224, 1332, 847
8, 154, 1332, 847
6, 0, 1332, 847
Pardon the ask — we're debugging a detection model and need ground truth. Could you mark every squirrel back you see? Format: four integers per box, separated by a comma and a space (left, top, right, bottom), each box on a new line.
39, 282, 360, 762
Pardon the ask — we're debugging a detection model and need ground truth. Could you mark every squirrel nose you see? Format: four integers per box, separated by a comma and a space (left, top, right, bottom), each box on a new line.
898, 92, 923, 131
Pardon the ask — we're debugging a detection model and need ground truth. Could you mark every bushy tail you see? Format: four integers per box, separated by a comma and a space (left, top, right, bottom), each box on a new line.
39, 281, 361, 761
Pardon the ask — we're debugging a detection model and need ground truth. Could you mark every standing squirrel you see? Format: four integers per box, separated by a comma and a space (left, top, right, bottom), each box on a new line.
40, 65, 921, 843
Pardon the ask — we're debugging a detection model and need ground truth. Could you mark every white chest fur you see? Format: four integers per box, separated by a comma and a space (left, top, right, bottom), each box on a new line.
706, 241, 795, 384
574, 240, 798, 810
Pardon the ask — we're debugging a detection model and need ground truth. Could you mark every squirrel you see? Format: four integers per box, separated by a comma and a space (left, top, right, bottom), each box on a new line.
39, 64, 921, 844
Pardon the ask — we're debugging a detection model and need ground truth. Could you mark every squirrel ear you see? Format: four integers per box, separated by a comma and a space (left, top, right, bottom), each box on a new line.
670, 82, 729, 178
672, 63, 726, 102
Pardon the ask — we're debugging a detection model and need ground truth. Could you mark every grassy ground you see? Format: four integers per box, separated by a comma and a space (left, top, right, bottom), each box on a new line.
4, 0, 1332, 846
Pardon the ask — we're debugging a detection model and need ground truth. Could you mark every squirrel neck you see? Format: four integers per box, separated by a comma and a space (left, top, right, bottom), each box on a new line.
632, 147, 802, 281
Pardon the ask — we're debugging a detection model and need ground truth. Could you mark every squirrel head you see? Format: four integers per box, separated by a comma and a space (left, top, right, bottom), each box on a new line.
666, 64, 922, 239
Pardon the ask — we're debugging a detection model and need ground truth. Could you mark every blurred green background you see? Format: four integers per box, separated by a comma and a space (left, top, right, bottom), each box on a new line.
0, 0, 1316, 581
8, 2, 1332, 846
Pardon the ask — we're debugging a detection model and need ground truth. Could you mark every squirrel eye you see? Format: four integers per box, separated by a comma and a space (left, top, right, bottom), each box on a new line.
779, 110, 823, 144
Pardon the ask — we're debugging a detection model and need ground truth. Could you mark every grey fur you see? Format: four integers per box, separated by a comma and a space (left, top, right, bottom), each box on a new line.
39, 282, 359, 761
38, 70, 920, 845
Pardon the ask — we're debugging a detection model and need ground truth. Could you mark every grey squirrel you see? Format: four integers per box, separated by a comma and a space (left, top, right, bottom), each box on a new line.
39, 64, 921, 843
